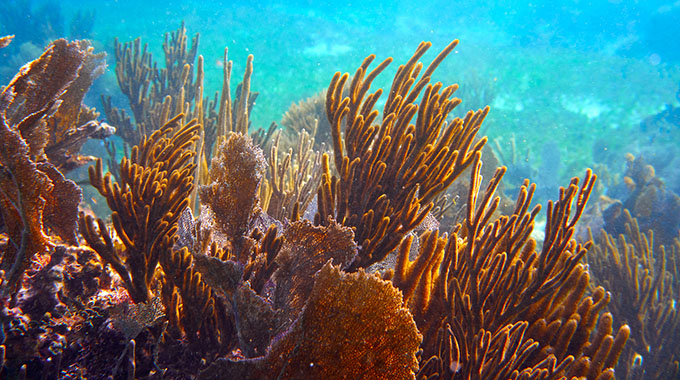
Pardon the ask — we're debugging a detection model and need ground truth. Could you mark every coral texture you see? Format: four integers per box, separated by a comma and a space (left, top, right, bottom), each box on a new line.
0, 29, 637, 380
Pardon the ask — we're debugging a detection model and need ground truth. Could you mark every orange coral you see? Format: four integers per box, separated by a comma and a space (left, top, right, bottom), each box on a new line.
0, 39, 94, 292
80, 114, 200, 303
0, 112, 53, 292
317, 40, 486, 270
389, 154, 628, 379
160, 246, 231, 351
1, 39, 112, 172
200, 263, 421, 380
199, 132, 266, 260
266, 263, 421, 379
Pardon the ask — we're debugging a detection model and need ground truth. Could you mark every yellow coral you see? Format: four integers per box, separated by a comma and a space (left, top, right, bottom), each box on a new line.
266, 262, 421, 380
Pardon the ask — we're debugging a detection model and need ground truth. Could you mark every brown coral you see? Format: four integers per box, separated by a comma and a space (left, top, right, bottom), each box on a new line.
0, 113, 54, 291
200, 263, 422, 380
389, 155, 628, 379
588, 210, 680, 379
317, 40, 486, 270
160, 246, 231, 353
0, 39, 94, 292
80, 114, 200, 303
273, 219, 357, 326
199, 132, 266, 260
268, 263, 421, 379
2, 39, 112, 172
104, 23, 200, 143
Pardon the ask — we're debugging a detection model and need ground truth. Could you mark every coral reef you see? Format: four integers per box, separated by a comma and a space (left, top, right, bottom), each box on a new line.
317, 40, 486, 270
587, 207, 680, 379
599, 154, 680, 249
0, 30, 636, 380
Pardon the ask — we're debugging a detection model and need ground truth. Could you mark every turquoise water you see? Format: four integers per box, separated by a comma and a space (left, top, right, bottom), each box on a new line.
3, 0, 679, 190
2, 1, 680, 378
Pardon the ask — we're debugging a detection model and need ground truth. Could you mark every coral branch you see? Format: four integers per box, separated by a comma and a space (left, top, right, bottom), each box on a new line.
318, 40, 487, 270
82, 114, 200, 302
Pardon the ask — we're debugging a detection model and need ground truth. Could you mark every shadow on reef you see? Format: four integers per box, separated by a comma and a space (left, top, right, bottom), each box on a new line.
0, 24, 636, 380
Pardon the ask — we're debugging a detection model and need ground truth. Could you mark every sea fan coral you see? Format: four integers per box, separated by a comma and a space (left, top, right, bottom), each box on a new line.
0, 30, 635, 380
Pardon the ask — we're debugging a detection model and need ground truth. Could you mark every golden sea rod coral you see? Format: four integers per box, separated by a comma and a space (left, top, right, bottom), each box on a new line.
80, 115, 200, 303
0, 31, 635, 380
588, 210, 680, 379
317, 40, 486, 271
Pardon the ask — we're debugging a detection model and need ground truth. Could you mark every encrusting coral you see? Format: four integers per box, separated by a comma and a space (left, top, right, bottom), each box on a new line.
0, 28, 638, 379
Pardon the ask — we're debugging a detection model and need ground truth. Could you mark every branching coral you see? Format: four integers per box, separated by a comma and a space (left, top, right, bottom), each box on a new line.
102, 25, 269, 221
588, 210, 680, 379
160, 246, 232, 354
80, 114, 200, 303
388, 154, 628, 379
317, 40, 486, 270
261, 129, 323, 221
104, 23, 200, 144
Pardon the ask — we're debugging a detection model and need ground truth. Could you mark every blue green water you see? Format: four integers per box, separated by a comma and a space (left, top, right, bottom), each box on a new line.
3, 0, 679, 196
2, 1, 680, 378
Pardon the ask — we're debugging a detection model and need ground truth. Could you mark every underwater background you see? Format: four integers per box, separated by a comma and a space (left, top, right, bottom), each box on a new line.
2, 0, 679, 189
2, 0, 680, 197
1, 0, 680, 379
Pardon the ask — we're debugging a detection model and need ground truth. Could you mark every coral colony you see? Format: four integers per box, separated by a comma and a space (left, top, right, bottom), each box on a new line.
1, 23, 679, 380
